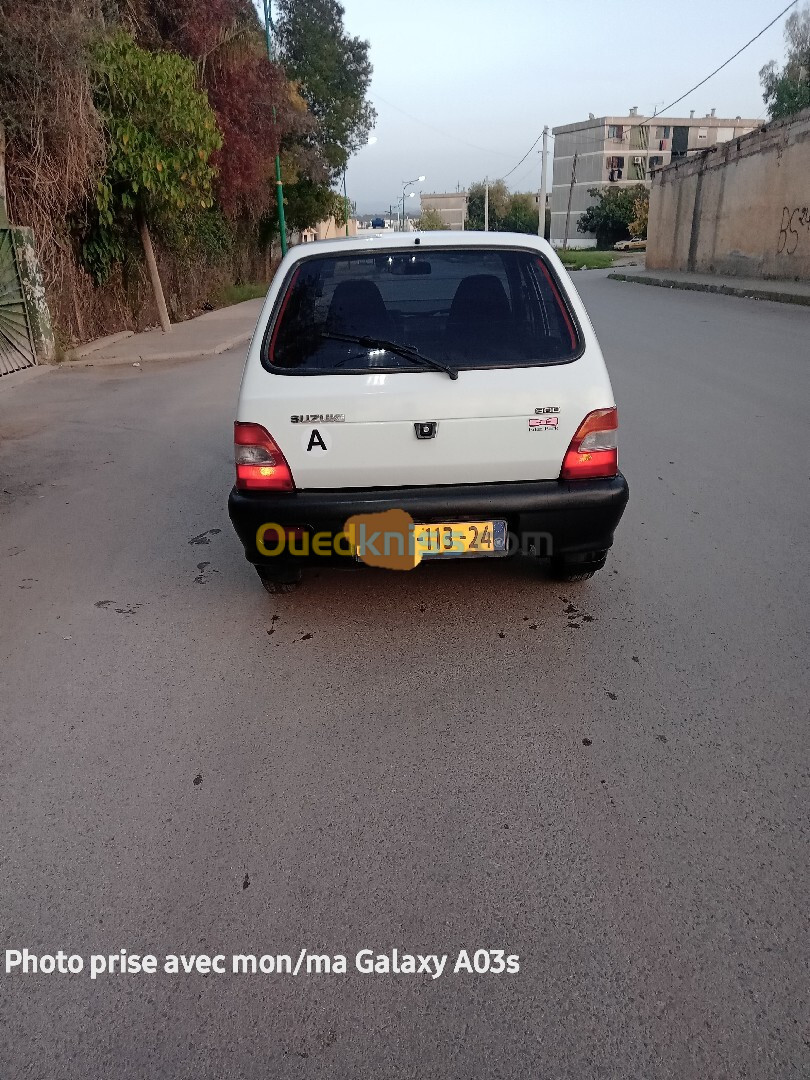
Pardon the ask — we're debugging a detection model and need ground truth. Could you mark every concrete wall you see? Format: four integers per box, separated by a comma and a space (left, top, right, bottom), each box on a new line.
647, 110, 810, 281
419, 193, 468, 231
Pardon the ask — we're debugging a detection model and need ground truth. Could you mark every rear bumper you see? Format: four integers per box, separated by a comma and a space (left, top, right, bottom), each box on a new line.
228, 474, 629, 567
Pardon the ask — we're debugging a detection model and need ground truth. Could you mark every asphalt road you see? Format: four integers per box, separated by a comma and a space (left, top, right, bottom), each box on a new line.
1, 273, 808, 1079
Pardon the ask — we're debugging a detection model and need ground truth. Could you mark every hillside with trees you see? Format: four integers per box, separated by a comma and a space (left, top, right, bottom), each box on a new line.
0, 0, 374, 345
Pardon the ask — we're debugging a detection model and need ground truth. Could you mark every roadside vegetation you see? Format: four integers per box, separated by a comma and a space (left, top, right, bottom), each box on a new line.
577, 185, 649, 248
557, 250, 617, 270
760, 6, 810, 120
212, 282, 269, 307
0, 0, 374, 344
466, 180, 543, 235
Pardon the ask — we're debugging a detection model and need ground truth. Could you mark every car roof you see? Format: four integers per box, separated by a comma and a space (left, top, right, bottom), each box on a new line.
284, 231, 555, 262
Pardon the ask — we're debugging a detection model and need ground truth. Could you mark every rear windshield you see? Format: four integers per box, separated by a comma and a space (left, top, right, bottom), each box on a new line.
264, 247, 581, 375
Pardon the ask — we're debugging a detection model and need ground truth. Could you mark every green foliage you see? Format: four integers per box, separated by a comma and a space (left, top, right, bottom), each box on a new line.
577, 184, 648, 247
760, 6, 810, 120
213, 281, 270, 307
83, 30, 223, 281
416, 207, 445, 231
629, 191, 649, 240
466, 181, 538, 234
467, 180, 509, 231
91, 31, 222, 219
156, 206, 234, 264
502, 192, 539, 234
275, 0, 376, 175
261, 176, 346, 239
558, 250, 616, 270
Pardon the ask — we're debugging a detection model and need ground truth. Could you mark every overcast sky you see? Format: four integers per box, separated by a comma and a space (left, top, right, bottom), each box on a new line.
338, 0, 796, 213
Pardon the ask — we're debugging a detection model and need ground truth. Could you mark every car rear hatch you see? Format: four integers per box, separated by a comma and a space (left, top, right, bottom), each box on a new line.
238, 243, 614, 489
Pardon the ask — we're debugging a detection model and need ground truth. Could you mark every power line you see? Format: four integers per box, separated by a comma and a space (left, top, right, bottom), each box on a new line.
637, 0, 798, 125
370, 93, 515, 158
502, 132, 544, 179
535, 1, 794, 161
373, 1, 795, 194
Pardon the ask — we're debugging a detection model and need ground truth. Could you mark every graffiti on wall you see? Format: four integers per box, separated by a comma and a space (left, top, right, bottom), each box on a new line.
777, 206, 810, 254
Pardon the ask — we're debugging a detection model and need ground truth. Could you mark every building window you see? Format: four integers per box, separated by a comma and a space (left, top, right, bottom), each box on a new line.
656, 126, 671, 140
607, 125, 625, 140
606, 155, 624, 181
648, 155, 663, 170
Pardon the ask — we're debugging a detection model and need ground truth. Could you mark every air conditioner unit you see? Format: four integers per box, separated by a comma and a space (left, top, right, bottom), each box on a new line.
633, 156, 643, 164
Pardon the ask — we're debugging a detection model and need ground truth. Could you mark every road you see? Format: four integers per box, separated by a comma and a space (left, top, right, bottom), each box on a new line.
1, 273, 808, 1079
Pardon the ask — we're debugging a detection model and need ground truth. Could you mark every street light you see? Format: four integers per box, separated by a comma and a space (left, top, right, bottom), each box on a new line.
401, 175, 425, 231
399, 191, 417, 230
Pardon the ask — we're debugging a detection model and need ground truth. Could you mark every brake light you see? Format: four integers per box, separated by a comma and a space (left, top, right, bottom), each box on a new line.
234, 422, 295, 491
560, 407, 618, 480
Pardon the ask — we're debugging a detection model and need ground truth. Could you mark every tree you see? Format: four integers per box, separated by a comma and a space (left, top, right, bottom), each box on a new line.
466, 180, 510, 231
142, 0, 314, 221
416, 207, 445, 231
760, 5, 810, 121
577, 184, 647, 247
629, 189, 649, 240
466, 182, 540, 234
87, 31, 222, 330
275, 0, 376, 177
502, 192, 539, 235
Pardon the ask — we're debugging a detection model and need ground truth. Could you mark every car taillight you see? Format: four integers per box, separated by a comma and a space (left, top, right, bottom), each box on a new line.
234, 422, 295, 491
560, 407, 618, 480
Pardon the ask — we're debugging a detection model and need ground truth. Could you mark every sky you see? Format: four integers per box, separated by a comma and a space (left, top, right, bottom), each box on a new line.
337, 0, 798, 213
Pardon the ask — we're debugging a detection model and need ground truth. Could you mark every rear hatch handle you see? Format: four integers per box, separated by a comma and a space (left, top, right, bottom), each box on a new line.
320, 331, 459, 380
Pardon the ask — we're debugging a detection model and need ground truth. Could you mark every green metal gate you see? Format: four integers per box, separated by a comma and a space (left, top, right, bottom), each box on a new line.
0, 227, 36, 375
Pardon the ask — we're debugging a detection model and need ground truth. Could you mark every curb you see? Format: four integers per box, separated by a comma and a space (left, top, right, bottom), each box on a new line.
65, 330, 135, 361
608, 272, 810, 308
65, 330, 253, 368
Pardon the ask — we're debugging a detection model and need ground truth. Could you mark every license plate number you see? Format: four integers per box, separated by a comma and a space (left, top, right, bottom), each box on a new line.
414, 520, 507, 558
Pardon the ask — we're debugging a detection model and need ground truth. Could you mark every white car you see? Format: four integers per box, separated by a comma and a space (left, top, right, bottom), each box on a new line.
229, 232, 628, 591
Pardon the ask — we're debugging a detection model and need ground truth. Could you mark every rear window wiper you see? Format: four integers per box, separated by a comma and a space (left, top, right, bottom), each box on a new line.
319, 331, 458, 380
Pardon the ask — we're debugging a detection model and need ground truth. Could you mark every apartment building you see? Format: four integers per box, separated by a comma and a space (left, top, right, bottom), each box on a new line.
550, 108, 759, 248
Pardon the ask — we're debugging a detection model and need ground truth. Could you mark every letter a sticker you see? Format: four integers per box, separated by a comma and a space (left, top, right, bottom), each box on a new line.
306, 429, 327, 452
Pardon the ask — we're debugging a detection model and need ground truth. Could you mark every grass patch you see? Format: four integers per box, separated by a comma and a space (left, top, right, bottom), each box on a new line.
557, 250, 617, 270
213, 281, 269, 307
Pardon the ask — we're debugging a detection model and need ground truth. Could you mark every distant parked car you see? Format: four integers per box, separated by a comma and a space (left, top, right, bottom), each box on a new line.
613, 238, 647, 251
371, 217, 386, 229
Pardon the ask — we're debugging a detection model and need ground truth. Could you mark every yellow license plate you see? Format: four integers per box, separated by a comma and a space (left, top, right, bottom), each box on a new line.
413, 520, 507, 557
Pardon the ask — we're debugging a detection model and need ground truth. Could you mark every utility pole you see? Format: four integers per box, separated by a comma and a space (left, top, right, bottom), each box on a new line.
538, 125, 549, 239
263, 0, 287, 256
562, 152, 578, 250
484, 178, 489, 232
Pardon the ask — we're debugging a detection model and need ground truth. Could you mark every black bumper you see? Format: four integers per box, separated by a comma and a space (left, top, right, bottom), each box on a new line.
228, 475, 629, 567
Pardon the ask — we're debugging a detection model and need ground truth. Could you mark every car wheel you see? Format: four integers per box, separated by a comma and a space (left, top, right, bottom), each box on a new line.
549, 551, 608, 581
255, 565, 302, 594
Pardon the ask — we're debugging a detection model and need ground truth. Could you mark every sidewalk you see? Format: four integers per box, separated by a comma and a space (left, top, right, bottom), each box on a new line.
65, 297, 266, 366
607, 269, 810, 308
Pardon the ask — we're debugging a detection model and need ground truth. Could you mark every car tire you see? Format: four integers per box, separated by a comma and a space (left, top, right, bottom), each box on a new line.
255, 565, 302, 594
549, 551, 608, 581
